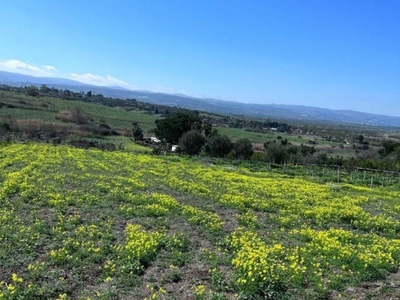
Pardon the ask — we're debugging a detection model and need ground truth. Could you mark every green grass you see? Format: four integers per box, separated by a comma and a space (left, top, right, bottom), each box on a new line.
217, 127, 270, 142
217, 126, 340, 147
92, 135, 151, 153
0, 91, 159, 133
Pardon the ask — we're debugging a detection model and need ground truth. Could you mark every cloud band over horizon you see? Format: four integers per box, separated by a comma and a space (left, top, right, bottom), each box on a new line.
68, 73, 132, 88
0, 59, 57, 77
0, 59, 132, 89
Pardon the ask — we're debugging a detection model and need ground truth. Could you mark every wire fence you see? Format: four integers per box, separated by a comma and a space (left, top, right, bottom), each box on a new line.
239, 161, 400, 188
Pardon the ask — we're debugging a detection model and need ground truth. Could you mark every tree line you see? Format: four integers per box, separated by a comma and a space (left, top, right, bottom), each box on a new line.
147, 111, 253, 159
149, 111, 400, 172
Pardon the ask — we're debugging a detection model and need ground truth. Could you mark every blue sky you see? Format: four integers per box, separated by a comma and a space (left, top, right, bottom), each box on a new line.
1, 0, 399, 116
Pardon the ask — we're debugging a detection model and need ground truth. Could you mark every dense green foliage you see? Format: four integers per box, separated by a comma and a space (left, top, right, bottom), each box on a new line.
154, 111, 201, 143
178, 130, 206, 155
132, 122, 143, 141
233, 138, 254, 160
207, 134, 233, 158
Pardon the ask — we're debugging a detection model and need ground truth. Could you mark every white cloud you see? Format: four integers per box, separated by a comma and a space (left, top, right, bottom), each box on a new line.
44, 65, 57, 73
150, 85, 191, 95
0, 58, 135, 89
69, 73, 133, 89
0, 59, 57, 77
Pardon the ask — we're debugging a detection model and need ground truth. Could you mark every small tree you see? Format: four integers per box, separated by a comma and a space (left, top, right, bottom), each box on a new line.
40, 84, 49, 93
179, 130, 205, 156
233, 138, 253, 160
154, 111, 201, 143
27, 85, 39, 96
300, 144, 316, 156
132, 122, 143, 141
0, 122, 10, 133
203, 121, 212, 138
63, 89, 72, 100
264, 142, 288, 164
71, 106, 89, 124
357, 134, 364, 144
191, 121, 202, 131
208, 134, 232, 158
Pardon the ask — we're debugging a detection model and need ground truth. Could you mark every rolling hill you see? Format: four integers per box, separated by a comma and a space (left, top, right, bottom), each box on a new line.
1, 70, 399, 127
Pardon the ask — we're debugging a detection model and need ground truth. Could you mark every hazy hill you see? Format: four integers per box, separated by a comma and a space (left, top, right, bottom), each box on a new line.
1, 70, 400, 127
0, 70, 85, 86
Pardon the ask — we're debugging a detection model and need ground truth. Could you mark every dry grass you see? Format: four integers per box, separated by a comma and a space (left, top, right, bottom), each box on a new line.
55, 108, 90, 125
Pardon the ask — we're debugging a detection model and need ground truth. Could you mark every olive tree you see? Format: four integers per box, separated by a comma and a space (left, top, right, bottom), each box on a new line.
233, 138, 253, 160
179, 130, 205, 155
154, 111, 201, 143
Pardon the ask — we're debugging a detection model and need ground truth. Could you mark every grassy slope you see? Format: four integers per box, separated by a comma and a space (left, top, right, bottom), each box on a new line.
0, 90, 158, 133
1, 90, 355, 156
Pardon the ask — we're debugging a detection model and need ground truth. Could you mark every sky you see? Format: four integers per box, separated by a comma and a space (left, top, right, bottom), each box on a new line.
0, 0, 399, 116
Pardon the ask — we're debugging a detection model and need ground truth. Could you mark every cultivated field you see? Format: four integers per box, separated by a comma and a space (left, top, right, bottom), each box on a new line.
2, 143, 400, 299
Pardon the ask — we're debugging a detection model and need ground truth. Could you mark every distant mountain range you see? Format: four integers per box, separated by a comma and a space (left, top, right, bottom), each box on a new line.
0, 71, 85, 86
1, 70, 399, 127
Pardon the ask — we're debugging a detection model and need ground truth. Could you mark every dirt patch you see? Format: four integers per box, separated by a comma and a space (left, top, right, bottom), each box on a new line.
331, 270, 400, 300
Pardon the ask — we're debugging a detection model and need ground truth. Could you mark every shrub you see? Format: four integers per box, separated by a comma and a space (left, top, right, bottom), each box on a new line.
208, 134, 232, 158
233, 138, 253, 160
132, 122, 143, 141
27, 85, 39, 97
252, 152, 267, 161
179, 130, 205, 156
154, 111, 201, 143
0, 122, 10, 132
55, 107, 90, 125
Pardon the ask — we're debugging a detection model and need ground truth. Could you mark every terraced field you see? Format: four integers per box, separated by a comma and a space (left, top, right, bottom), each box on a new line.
1, 143, 400, 299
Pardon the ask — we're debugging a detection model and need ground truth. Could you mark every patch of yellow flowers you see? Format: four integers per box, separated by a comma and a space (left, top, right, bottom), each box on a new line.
3, 143, 400, 298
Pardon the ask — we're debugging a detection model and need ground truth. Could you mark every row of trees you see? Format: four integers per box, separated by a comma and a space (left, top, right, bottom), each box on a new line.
153, 111, 254, 159
263, 141, 317, 164
179, 130, 254, 159
151, 111, 400, 171
150, 112, 341, 165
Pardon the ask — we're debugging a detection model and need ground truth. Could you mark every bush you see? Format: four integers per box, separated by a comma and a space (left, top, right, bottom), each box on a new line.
207, 134, 232, 158
98, 123, 111, 136
233, 138, 253, 160
264, 142, 288, 164
179, 130, 205, 156
0, 122, 10, 132
27, 85, 39, 97
55, 107, 90, 125
252, 152, 267, 161
154, 111, 201, 143
132, 122, 143, 141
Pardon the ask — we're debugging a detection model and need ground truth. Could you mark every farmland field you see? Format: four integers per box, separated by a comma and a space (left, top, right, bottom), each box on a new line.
2, 143, 400, 299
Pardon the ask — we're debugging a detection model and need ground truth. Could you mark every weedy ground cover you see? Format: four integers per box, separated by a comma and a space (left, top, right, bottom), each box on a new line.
0, 90, 159, 132
1, 143, 400, 299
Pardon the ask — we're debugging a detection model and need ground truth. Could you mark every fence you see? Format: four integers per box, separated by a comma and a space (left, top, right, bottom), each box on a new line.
239, 161, 400, 188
